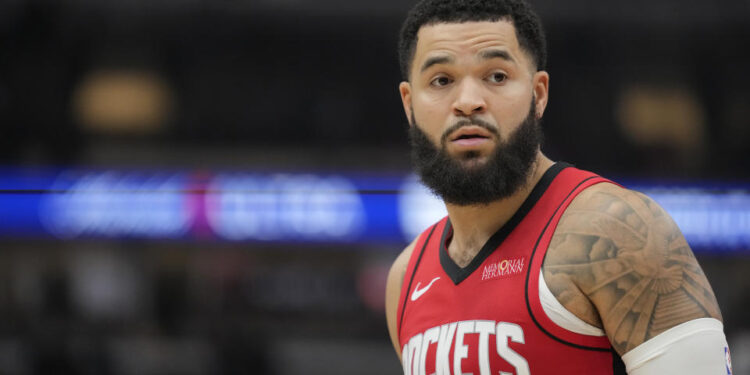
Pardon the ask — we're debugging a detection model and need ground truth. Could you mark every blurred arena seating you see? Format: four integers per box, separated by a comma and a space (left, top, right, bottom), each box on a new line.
0, 0, 748, 374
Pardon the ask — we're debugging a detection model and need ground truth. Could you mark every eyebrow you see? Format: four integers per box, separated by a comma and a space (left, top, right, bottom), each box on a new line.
419, 49, 516, 73
478, 49, 515, 64
420, 55, 454, 73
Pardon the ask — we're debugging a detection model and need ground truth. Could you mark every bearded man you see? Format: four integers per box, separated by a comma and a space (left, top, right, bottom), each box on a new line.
384, 1, 732, 374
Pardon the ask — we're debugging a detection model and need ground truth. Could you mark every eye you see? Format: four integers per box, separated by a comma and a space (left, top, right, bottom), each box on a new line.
430, 76, 453, 87
487, 72, 507, 84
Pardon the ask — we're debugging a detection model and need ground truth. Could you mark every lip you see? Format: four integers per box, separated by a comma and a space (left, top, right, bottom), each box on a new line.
452, 137, 491, 147
448, 125, 495, 142
447, 125, 495, 148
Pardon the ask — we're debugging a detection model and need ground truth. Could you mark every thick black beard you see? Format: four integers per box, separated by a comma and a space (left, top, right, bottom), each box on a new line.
409, 102, 542, 206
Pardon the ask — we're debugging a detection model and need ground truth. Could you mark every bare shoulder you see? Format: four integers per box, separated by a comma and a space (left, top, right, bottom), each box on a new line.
543, 182, 722, 355
385, 236, 420, 359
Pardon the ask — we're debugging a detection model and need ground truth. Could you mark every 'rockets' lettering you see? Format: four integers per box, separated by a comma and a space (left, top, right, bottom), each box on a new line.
402, 320, 529, 375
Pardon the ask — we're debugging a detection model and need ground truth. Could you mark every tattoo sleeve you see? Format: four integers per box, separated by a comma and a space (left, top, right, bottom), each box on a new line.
543, 184, 722, 355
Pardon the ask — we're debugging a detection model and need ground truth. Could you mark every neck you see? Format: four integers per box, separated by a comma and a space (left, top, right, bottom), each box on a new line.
444, 153, 554, 266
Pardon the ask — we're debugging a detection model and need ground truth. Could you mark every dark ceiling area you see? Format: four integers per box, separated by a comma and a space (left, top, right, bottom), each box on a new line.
0, 0, 748, 178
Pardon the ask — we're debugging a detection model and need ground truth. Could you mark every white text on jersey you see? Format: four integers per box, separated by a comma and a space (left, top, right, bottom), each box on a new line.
402, 319, 530, 375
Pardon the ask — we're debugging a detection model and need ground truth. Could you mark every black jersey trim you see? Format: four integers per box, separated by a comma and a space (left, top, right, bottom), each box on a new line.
523, 174, 613, 352
439, 162, 570, 285
613, 349, 627, 374
398, 223, 439, 339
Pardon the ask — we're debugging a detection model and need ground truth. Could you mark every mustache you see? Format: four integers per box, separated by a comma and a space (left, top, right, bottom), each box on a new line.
440, 117, 500, 146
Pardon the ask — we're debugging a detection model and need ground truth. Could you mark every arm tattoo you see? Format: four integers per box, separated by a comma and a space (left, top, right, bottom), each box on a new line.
543, 185, 722, 354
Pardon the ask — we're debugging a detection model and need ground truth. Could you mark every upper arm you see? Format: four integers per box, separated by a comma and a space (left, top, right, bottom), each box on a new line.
385, 237, 418, 360
543, 183, 722, 356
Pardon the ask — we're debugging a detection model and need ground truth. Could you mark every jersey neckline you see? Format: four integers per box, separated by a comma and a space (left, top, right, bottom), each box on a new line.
439, 161, 570, 285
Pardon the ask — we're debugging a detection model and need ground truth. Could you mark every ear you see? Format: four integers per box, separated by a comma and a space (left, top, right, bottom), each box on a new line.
399, 81, 414, 126
532, 71, 549, 119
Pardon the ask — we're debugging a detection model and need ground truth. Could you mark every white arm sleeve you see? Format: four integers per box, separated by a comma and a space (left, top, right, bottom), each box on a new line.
621, 318, 733, 375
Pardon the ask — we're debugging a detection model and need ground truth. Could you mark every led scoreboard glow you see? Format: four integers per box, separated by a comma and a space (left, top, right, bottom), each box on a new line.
0, 167, 748, 251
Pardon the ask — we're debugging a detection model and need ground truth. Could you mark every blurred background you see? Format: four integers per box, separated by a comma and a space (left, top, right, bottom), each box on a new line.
0, 0, 749, 374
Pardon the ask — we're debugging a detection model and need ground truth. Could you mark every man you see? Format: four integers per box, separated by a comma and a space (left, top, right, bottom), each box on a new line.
384, 0, 732, 374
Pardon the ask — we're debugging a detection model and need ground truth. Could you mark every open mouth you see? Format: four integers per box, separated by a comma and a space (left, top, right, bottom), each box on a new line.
448, 126, 495, 144
454, 133, 489, 141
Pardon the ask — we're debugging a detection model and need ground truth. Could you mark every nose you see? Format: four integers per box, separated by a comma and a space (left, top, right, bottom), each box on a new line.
452, 78, 486, 117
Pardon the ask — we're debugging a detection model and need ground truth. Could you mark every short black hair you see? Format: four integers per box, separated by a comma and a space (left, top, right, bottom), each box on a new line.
398, 0, 547, 80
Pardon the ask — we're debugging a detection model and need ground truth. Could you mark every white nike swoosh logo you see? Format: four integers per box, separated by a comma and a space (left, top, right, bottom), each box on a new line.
411, 277, 440, 301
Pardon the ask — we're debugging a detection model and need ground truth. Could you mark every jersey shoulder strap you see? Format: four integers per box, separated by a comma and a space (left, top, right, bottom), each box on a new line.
396, 217, 445, 341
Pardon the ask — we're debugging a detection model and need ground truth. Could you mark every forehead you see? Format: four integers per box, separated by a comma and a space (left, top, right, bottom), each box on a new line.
413, 21, 526, 68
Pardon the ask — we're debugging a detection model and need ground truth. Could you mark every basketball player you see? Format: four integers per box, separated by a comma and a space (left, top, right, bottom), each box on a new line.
385, 0, 732, 374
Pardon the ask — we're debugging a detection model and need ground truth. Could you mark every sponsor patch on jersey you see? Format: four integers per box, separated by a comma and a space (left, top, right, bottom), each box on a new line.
481, 257, 525, 281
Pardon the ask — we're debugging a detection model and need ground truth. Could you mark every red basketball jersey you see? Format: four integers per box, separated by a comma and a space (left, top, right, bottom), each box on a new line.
397, 163, 626, 375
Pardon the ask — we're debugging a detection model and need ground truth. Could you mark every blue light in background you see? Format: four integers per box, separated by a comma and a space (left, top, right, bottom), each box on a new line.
644, 189, 750, 251
205, 174, 366, 242
39, 171, 194, 239
397, 175, 446, 241
0, 167, 748, 252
